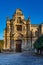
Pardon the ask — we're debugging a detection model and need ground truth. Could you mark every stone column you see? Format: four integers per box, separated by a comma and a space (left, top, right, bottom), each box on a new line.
7, 37, 10, 49
3, 29, 7, 49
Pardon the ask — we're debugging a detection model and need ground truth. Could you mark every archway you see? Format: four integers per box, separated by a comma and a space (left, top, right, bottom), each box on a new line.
14, 33, 24, 52
15, 40, 22, 52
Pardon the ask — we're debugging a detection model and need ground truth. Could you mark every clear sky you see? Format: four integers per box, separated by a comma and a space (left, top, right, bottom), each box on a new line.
0, 0, 43, 40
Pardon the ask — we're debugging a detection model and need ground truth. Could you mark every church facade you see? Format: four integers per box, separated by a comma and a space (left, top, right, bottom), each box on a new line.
4, 9, 43, 50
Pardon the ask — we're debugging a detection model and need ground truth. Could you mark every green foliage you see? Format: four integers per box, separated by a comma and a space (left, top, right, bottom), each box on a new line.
34, 35, 43, 49
0, 40, 4, 49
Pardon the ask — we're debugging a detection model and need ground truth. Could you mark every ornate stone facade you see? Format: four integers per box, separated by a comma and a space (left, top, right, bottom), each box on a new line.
4, 9, 43, 50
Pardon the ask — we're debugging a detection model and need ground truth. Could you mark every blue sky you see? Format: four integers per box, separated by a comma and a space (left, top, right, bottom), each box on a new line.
0, 0, 43, 40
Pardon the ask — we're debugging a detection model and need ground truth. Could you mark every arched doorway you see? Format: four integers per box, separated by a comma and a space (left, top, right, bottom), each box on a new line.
14, 33, 24, 52
15, 40, 22, 52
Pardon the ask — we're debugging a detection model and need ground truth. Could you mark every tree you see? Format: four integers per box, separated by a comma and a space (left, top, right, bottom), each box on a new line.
0, 40, 4, 52
34, 35, 43, 54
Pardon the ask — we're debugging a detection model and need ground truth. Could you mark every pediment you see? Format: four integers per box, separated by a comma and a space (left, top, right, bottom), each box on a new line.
13, 33, 24, 40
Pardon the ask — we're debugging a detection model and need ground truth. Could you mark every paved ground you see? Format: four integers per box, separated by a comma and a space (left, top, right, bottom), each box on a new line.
0, 51, 43, 65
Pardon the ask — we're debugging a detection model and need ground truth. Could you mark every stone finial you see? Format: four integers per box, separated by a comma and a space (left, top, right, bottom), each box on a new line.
6, 17, 10, 21
28, 16, 30, 20
27, 16, 30, 24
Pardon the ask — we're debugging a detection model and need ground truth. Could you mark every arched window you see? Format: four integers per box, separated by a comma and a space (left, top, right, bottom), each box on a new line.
16, 25, 22, 31
17, 17, 22, 23
35, 31, 38, 37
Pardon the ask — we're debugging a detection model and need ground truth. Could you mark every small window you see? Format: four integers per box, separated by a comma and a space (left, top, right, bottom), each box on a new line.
35, 31, 38, 36
17, 17, 22, 23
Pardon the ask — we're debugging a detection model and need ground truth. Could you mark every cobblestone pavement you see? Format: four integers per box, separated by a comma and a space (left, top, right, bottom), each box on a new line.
0, 51, 43, 65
